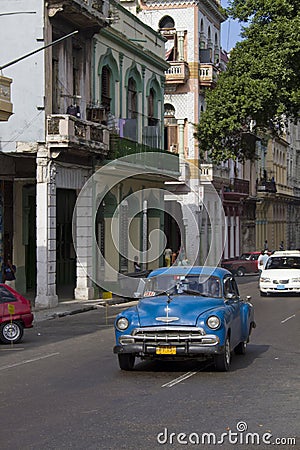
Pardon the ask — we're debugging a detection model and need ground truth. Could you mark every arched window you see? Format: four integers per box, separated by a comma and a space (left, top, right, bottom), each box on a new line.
159, 15, 177, 62
101, 65, 111, 111
127, 77, 137, 119
159, 16, 175, 29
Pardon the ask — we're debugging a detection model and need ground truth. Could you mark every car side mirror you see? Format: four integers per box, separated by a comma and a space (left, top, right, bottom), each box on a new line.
246, 295, 252, 302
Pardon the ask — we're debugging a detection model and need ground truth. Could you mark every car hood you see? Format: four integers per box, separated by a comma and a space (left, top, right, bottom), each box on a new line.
137, 295, 224, 327
261, 268, 300, 280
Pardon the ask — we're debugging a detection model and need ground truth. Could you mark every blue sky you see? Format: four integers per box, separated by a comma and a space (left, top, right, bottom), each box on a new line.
220, 0, 243, 51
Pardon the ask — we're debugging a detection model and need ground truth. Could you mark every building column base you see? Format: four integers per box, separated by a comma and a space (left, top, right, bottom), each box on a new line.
74, 287, 95, 301
35, 294, 59, 309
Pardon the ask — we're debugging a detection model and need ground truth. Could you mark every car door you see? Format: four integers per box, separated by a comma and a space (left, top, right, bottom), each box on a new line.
0, 286, 4, 320
0, 285, 18, 321
223, 276, 242, 348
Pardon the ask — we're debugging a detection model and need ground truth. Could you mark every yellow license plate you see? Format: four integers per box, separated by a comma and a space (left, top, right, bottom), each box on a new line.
156, 346, 176, 355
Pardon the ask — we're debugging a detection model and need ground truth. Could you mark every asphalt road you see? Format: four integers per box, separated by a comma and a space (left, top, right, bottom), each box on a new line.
0, 276, 299, 450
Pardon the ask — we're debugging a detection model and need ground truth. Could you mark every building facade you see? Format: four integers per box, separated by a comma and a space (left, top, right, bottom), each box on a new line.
0, 0, 178, 308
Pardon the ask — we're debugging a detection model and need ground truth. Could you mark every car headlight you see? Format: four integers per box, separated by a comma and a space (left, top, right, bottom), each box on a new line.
116, 317, 129, 331
292, 277, 300, 282
207, 315, 221, 330
260, 277, 270, 282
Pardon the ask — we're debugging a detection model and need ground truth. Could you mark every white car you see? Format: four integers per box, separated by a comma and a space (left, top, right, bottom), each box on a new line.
259, 251, 300, 296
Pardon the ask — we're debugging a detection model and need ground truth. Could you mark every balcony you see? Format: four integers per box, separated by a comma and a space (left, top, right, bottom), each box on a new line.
0, 75, 13, 121
108, 135, 179, 177
199, 163, 230, 183
199, 63, 219, 88
223, 178, 250, 201
257, 179, 277, 194
165, 62, 189, 88
46, 114, 109, 156
47, 0, 109, 32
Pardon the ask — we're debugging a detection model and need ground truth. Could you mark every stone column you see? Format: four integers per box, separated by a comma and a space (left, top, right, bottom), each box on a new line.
177, 31, 185, 61
74, 183, 95, 300
35, 146, 58, 309
177, 119, 185, 157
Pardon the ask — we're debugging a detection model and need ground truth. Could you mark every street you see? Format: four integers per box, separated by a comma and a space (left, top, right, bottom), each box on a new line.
0, 276, 299, 450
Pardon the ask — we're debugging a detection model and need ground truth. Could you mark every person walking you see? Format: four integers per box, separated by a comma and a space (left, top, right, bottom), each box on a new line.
258, 250, 269, 275
1, 258, 16, 288
133, 256, 141, 272
164, 247, 172, 267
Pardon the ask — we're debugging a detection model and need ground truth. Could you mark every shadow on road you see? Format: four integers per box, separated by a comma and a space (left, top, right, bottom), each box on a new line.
129, 343, 269, 373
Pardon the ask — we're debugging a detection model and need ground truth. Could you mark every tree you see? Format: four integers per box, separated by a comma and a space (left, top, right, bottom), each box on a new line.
195, 0, 300, 163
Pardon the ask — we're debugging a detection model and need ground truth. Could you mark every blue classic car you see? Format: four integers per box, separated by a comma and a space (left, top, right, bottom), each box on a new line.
113, 266, 255, 371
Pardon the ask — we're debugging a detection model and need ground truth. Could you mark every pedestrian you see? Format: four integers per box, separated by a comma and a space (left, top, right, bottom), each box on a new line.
279, 240, 284, 251
172, 250, 178, 265
133, 256, 141, 272
164, 247, 172, 267
258, 250, 269, 275
1, 258, 16, 288
177, 245, 186, 265
264, 240, 268, 251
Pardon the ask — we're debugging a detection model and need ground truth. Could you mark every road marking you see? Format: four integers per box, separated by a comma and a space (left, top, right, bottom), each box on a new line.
161, 371, 198, 388
0, 352, 60, 371
281, 314, 296, 324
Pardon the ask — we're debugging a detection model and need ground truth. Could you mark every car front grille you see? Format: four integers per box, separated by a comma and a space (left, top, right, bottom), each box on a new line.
273, 280, 289, 284
125, 326, 219, 345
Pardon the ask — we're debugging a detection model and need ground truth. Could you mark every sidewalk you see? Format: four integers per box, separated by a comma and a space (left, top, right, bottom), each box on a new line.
32, 296, 133, 323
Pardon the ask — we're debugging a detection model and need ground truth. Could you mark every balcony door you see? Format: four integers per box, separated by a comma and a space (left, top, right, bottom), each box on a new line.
164, 103, 178, 152
56, 189, 76, 296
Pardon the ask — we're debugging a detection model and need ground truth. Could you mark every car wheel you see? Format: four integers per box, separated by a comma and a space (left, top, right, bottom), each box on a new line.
234, 341, 247, 355
214, 336, 231, 371
236, 267, 245, 277
0, 321, 24, 344
118, 354, 135, 371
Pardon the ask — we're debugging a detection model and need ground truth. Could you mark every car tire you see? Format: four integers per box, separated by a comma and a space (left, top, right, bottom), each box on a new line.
0, 321, 24, 344
234, 341, 247, 355
118, 354, 135, 371
214, 336, 231, 371
236, 267, 245, 277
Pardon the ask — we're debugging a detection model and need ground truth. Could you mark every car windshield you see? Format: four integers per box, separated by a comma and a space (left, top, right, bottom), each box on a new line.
143, 274, 222, 298
265, 256, 300, 270
239, 254, 251, 260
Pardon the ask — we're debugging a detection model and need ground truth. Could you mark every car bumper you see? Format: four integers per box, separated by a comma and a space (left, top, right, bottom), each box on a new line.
22, 313, 34, 328
260, 284, 300, 294
114, 337, 223, 358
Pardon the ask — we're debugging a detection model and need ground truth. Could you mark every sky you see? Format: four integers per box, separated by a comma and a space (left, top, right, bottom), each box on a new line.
220, 0, 243, 52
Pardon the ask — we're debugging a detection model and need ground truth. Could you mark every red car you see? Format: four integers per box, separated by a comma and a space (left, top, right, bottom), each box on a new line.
0, 284, 34, 344
221, 252, 261, 277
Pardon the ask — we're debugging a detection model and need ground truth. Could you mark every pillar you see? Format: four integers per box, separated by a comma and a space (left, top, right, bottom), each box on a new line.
74, 183, 95, 300
177, 119, 185, 157
35, 146, 58, 308
177, 30, 185, 61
